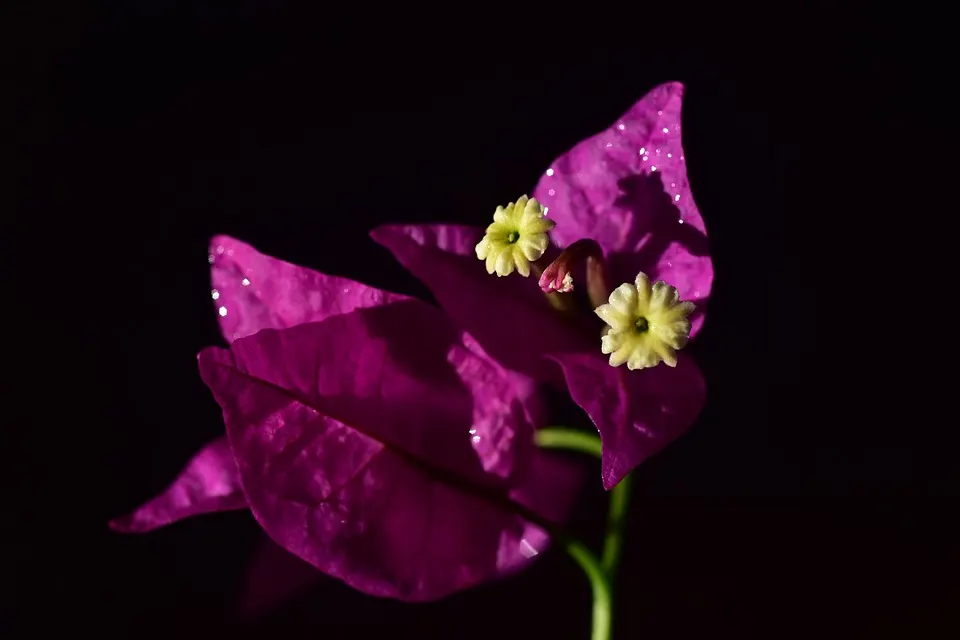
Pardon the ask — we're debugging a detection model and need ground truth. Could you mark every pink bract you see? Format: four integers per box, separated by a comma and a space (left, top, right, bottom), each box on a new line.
371, 82, 712, 489
208, 234, 409, 343
109, 436, 246, 533
112, 236, 581, 601
532, 81, 712, 329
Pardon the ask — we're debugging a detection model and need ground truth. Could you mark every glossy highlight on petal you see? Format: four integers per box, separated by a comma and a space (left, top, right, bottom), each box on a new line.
208, 234, 408, 343
531, 82, 713, 336
109, 437, 247, 533
198, 299, 580, 601
551, 351, 706, 490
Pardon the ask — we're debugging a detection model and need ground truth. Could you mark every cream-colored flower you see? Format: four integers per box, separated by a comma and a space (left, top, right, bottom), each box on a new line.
475, 195, 555, 277
595, 272, 695, 370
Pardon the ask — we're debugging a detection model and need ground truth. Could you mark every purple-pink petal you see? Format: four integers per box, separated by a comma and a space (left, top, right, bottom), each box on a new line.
551, 352, 707, 490
198, 300, 579, 601
370, 224, 593, 385
532, 81, 713, 336
109, 436, 247, 533
208, 234, 408, 343
502, 444, 584, 572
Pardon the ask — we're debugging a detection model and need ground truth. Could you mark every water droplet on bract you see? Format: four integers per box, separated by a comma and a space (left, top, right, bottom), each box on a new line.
519, 538, 539, 558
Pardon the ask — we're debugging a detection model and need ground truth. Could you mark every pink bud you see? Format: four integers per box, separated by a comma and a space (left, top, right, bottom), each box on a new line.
536, 239, 609, 308
538, 261, 574, 293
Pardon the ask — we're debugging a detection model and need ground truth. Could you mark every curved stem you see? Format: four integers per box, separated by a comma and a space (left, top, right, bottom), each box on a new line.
564, 538, 612, 640
601, 473, 632, 576
536, 426, 637, 638
535, 427, 603, 459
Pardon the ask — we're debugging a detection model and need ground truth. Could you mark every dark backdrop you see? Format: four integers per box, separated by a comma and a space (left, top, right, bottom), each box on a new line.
6, 6, 944, 638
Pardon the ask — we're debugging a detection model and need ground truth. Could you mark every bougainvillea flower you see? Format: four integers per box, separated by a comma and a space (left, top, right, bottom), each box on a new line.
112, 236, 582, 601
474, 195, 555, 277
596, 272, 696, 370
370, 82, 712, 489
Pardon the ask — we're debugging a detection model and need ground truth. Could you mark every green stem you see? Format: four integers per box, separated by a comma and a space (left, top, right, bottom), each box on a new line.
535, 427, 603, 459
601, 473, 632, 576
564, 538, 612, 640
536, 427, 636, 638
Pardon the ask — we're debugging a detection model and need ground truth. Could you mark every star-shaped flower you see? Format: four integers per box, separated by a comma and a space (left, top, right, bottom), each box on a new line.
474, 195, 555, 277
596, 272, 695, 370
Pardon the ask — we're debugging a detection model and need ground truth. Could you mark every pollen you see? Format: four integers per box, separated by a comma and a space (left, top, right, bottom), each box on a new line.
475, 195, 555, 277
594, 272, 696, 370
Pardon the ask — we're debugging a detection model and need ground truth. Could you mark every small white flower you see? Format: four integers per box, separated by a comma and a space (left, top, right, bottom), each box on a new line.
475, 195, 555, 277
595, 272, 695, 370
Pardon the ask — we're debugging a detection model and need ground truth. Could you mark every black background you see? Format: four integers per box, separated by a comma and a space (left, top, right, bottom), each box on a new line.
6, 5, 948, 638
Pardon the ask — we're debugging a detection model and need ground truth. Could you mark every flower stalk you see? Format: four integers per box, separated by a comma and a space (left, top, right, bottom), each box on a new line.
536, 427, 634, 640
564, 537, 613, 640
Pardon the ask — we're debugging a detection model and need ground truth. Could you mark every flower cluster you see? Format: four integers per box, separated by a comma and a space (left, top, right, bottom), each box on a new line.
111, 82, 713, 617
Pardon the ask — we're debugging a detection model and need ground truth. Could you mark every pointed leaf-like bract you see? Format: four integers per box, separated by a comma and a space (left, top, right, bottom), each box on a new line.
209, 234, 408, 343
551, 352, 706, 489
109, 437, 247, 532
532, 81, 713, 335
199, 299, 580, 601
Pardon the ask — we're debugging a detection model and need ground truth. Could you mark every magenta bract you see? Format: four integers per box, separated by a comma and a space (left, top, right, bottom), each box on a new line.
371, 82, 713, 489
113, 236, 581, 601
